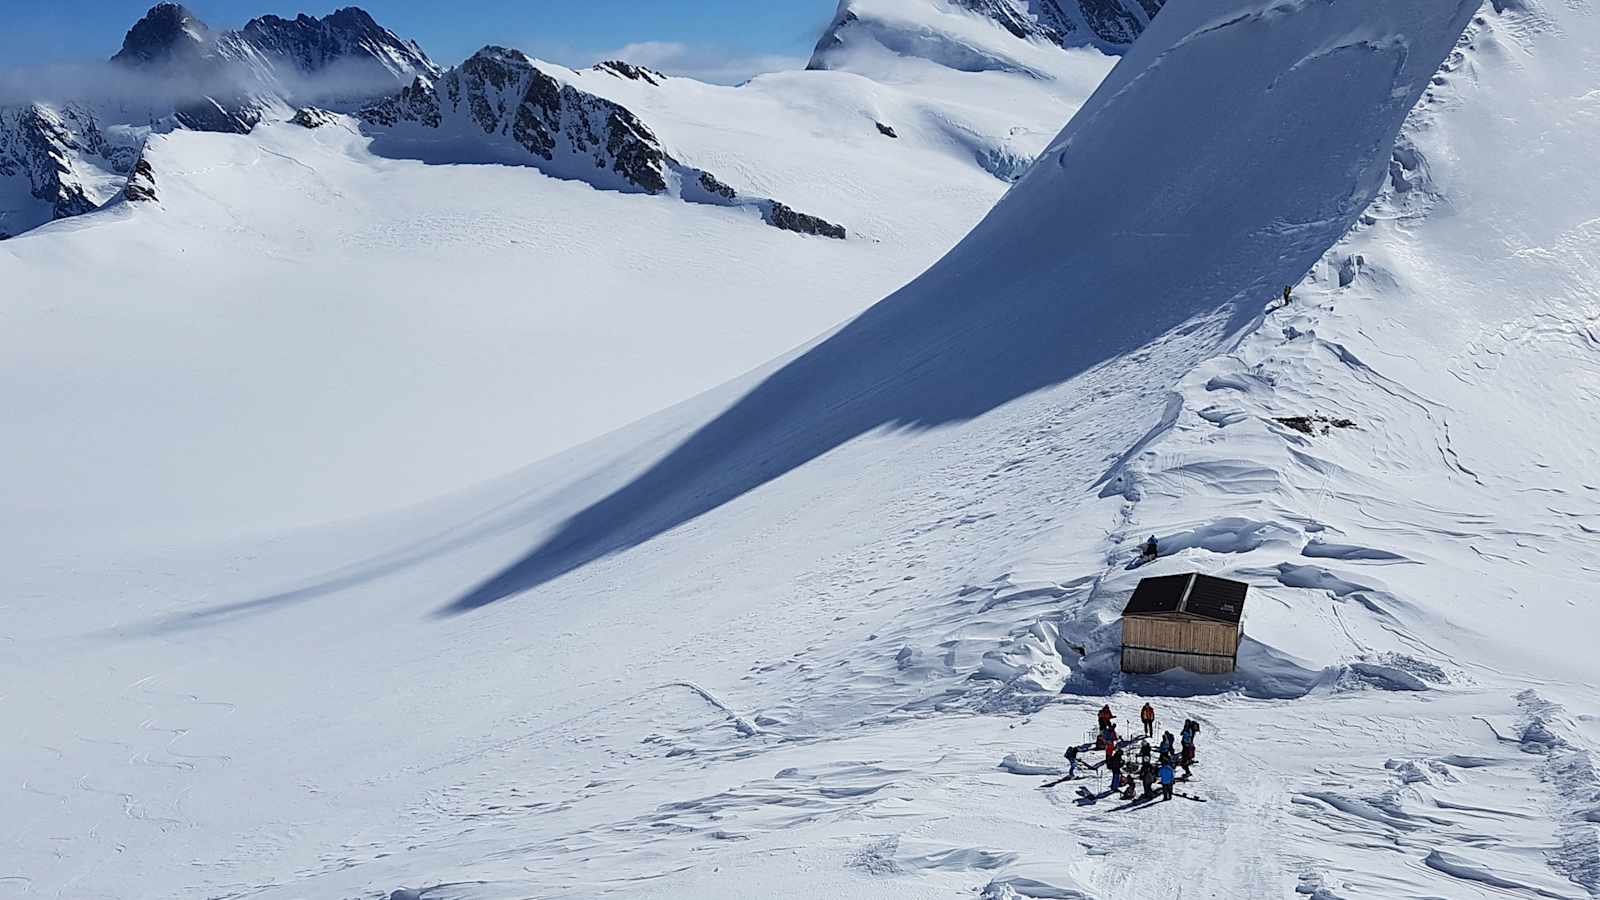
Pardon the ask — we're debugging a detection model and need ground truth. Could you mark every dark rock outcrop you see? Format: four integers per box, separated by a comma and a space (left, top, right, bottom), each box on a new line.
290, 106, 341, 129
124, 157, 158, 202
876, 122, 899, 139
174, 98, 261, 134
697, 171, 737, 201
593, 60, 667, 86
764, 202, 848, 240
360, 77, 440, 128
1044, 0, 1150, 47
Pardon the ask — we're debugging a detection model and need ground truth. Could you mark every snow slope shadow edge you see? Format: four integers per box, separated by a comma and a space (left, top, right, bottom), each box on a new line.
440, 0, 1482, 614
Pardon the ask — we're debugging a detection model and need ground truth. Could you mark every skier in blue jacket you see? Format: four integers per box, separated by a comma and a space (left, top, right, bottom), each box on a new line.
1158, 762, 1176, 801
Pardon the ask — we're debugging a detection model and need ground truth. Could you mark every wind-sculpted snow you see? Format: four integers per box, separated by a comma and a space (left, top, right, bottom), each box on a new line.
448, 0, 1481, 611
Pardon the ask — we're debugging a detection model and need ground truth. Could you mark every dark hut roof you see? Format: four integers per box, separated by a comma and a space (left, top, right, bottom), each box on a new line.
1122, 573, 1247, 625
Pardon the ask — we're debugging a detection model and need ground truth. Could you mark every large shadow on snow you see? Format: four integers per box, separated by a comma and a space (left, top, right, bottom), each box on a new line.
441, 1, 1479, 615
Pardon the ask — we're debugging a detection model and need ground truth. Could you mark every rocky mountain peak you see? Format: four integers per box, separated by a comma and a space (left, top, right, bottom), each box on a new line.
111, 3, 214, 67
324, 6, 381, 30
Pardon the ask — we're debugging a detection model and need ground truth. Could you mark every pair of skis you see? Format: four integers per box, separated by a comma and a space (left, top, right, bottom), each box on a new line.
1040, 778, 1207, 802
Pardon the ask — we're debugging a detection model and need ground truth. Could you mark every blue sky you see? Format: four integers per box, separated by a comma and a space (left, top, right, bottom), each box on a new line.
0, 1, 842, 83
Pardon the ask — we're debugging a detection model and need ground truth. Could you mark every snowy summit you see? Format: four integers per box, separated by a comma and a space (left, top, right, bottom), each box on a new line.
2, 0, 1599, 898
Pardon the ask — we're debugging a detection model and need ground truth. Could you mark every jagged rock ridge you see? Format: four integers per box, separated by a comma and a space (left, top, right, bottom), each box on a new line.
361, 47, 847, 238
229, 7, 440, 85
593, 60, 668, 86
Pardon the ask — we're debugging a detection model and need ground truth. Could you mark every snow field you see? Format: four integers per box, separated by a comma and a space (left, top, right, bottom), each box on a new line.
3, 0, 1599, 897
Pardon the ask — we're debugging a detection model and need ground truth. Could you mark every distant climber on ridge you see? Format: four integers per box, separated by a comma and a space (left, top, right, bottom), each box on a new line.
1141, 535, 1158, 564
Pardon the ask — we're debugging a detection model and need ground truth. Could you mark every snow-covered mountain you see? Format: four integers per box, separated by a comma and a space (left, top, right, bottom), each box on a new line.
809, 0, 1166, 72
5, 0, 1599, 897
111, 2, 438, 96
0, 3, 435, 237
0, 103, 138, 238
358, 47, 846, 236
228, 6, 440, 87
110, 2, 215, 68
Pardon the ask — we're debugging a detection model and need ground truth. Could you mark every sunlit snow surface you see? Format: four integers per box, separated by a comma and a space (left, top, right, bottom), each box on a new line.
4, 0, 1600, 898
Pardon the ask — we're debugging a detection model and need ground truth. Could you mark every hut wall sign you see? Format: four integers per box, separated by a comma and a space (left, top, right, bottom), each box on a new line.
1120, 573, 1248, 675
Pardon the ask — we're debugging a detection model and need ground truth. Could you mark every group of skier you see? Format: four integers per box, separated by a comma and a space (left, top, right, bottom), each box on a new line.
1061, 702, 1201, 804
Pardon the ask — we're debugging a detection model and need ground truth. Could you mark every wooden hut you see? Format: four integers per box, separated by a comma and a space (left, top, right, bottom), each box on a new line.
1120, 573, 1248, 675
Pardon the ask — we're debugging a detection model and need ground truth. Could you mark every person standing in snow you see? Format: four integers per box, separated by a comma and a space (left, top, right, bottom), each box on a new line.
1159, 730, 1175, 759
1281, 285, 1293, 307
1098, 704, 1115, 732
1139, 740, 1152, 764
1140, 702, 1155, 738
1159, 761, 1176, 801
1180, 720, 1197, 777
1141, 535, 1158, 563
1064, 744, 1079, 779
1140, 757, 1156, 799
1122, 760, 1139, 799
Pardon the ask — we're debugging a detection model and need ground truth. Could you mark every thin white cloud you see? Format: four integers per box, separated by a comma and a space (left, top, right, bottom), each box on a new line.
594, 41, 807, 85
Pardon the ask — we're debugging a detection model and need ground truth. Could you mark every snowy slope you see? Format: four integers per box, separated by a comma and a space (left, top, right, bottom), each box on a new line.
809, 0, 1168, 69
0, 9, 1112, 550
4, 1, 1599, 899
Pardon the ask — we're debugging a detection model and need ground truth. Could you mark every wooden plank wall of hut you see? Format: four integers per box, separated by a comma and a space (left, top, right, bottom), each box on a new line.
1121, 647, 1237, 675
1123, 616, 1240, 658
